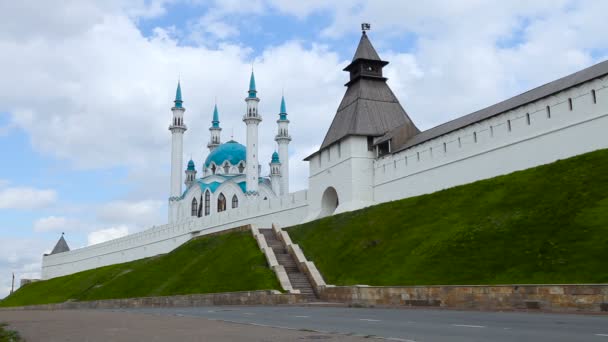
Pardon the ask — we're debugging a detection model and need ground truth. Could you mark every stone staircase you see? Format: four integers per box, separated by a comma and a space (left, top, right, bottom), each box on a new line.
259, 228, 317, 300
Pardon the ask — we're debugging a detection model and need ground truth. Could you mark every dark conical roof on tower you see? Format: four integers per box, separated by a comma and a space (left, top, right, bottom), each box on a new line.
351, 31, 381, 61
313, 31, 419, 152
50, 234, 70, 255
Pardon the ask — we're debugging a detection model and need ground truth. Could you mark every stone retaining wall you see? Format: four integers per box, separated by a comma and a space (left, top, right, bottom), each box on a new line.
0, 290, 304, 311
319, 285, 608, 313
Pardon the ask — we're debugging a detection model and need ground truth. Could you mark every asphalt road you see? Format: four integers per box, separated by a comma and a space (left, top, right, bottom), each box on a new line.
0, 309, 365, 341
121, 305, 608, 342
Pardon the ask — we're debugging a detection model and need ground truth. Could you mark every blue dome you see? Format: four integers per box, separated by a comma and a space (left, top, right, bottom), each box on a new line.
271, 151, 280, 163
205, 140, 246, 167
187, 159, 195, 171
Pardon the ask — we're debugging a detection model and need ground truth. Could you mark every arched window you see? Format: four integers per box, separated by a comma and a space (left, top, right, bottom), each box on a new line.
198, 195, 203, 217
191, 198, 198, 216
204, 191, 210, 216
223, 162, 230, 174
217, 193, 226, 212
232, 195, 239, 208
238, 162, 245, 173
211, 164, 216, 174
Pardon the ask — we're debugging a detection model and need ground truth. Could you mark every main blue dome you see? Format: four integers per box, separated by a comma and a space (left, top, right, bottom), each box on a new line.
204, 140, 246, 167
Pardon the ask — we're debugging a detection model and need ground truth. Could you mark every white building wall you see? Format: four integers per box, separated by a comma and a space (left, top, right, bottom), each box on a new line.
306, 136, 376, 220
372, 77, 608, 203
42, 190, 309, 280
41, 76, 608, 281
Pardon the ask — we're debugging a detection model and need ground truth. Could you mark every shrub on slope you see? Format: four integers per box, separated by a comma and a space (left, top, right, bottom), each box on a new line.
288, 149, 608, 286
1, 230, 278, 307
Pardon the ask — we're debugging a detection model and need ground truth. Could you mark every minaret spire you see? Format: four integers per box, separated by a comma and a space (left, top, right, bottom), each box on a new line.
275, 93, 291, 195
208, 103, 222, 152
169, 81, 187, 223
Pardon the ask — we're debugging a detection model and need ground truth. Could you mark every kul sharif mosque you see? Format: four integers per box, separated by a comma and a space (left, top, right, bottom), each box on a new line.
167, 71, 291, 223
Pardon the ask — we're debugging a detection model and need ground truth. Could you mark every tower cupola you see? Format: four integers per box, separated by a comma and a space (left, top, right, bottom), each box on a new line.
185, 159, 197, 188
269, 151, 281, 194
208, 103, 222, 152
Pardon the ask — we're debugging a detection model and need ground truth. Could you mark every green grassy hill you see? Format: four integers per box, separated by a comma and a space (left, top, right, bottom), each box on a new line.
288, 149, 608, 286
1, 230, 279, 307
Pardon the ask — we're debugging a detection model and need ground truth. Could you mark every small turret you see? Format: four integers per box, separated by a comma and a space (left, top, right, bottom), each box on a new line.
50, 233, 70, 254
207, 104, 222, 152
269, 151, 281, 195
185, 159, 197, 188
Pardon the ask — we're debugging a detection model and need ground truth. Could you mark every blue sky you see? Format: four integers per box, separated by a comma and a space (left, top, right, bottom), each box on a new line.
1, 0, 607, 297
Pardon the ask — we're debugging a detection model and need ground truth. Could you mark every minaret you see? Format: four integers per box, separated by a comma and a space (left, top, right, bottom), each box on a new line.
169, 81, 187, 202
185, 159, 197, 189
207, 103, 221, 152
275, 95, 291, 195
269, 151, 281, 194
243, 71, 262, 195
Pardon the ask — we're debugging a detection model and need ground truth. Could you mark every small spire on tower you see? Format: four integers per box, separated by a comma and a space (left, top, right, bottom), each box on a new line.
174, 81, 183, 108
279, 95, 287, 121
248, 70, 257, 98
212, 103, 220, 128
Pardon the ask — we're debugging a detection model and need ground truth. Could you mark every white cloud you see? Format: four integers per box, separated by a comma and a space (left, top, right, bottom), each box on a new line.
0, 179, 9, 188
97, 200, 164, 228
33, 216, 78, 233
87, 225, 129, 246
0, 187, 57, 210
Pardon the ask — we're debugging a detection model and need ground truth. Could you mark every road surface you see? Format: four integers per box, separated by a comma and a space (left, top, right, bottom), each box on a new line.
122, 305, 608, 342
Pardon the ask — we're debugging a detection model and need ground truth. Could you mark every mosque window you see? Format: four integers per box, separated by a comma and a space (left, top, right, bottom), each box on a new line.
218, 193, 226, 212
224, 162, 230, 174
547, 106, 551, 118
568, 98, 573, 111
191, 198, 198, 216
592, 89, 597, 104
232, 195, 239, 209
526, 113, 531, 125
238, 162, 245, 173
204, 191, 210, 216
211, 164, 216, 174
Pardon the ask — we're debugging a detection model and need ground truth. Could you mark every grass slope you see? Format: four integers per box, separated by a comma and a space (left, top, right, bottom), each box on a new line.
1, 230, 279, 307
289, 149, 608, 286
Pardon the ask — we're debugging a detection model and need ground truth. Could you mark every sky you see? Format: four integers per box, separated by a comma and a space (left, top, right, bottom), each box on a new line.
1, 0, 607, 298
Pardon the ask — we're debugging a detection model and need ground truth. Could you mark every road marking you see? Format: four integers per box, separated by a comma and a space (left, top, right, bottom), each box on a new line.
385, 338, 417, 342
243, 312, 254, 315
359, 318, 381, 322
452, 324, 486, 328
595, 334, 608, 337
294, 315, 310, 318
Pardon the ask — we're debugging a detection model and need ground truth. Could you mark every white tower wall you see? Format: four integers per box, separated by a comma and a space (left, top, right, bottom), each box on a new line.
276, 119, 290, 195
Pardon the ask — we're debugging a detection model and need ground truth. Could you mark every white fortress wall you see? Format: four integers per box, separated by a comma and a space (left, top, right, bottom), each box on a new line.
41, 190, 309, 279
373, 77, 608, 203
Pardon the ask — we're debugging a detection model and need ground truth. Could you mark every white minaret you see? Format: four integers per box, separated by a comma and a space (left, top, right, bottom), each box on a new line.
169, 81, 187, 222
269, 151, 281, 194
207, 103, 221, 152
243, 71, 262, 195
275, 95, 291, 195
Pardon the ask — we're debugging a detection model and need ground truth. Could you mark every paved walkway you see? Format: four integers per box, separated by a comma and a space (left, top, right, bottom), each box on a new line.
0, 310, 366, 341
